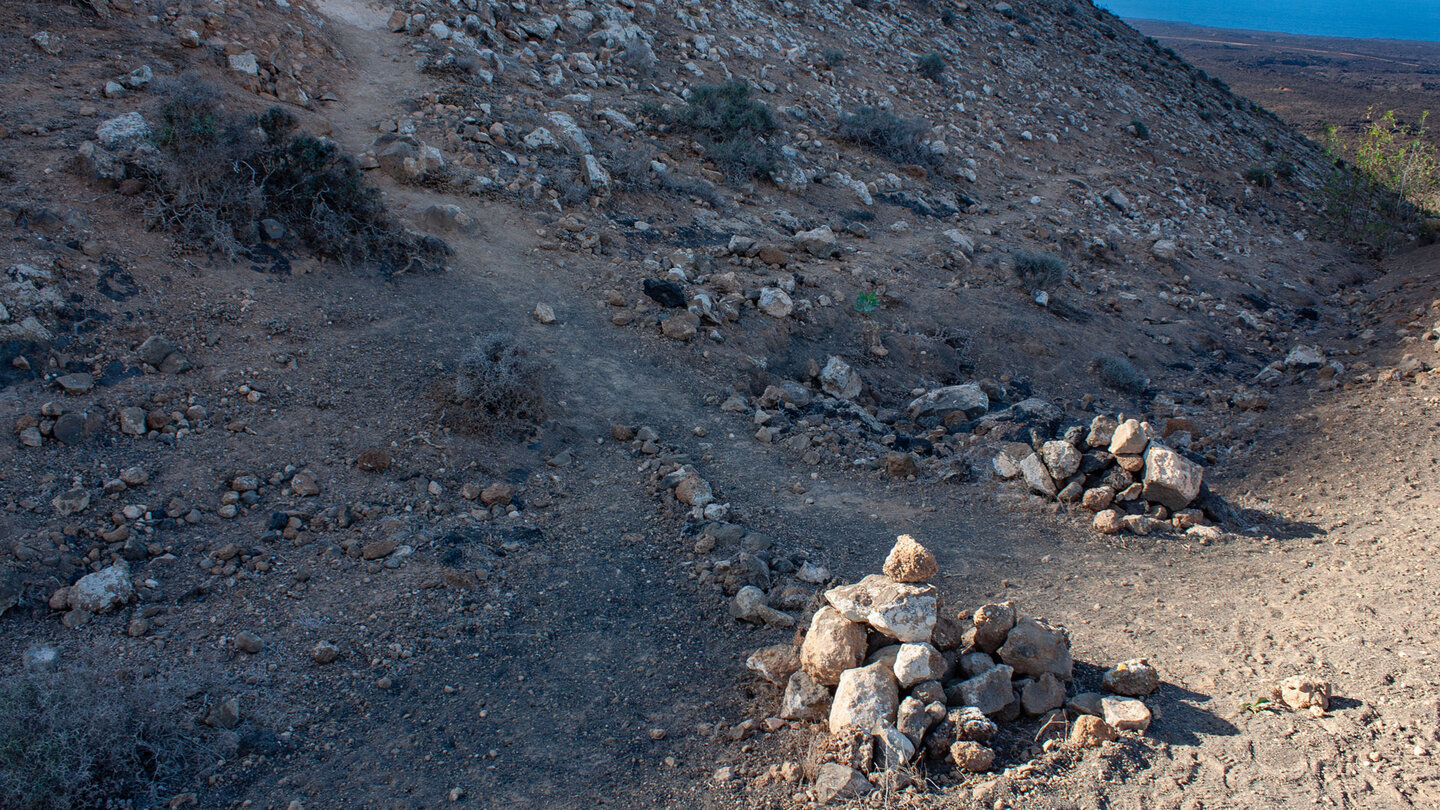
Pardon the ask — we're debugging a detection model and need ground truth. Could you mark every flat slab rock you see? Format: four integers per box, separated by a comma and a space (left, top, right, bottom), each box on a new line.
825, 574, 937, 642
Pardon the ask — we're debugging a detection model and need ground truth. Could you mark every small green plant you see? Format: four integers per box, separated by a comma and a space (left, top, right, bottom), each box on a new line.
1096, 355, 1145, 395
1129, 119, 1149, 140
854, 291, 880, 313
819, 48, 846, 68
1240, 696, 1281, 714
1011, 250, 1066, 290
836, 107, 937, 166
1244, 165, 1275, 188
917, 52, 946, 82
663, 82, 778, 183
1320, 109, 1439, 254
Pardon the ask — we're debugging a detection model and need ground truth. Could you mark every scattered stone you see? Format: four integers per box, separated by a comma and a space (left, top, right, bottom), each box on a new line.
819, 356, 861, 401
882, 534, 937, 583
801, 606, 866, 685
1100, 696, 1152, 731
795, 225, 840, 258
642, 278, 686, 308
998, 617, 1072, 680
949, 741, 995, 772
661, 311, 698, 341
954, 664, 1015, 715
55, 373, 93, 395
1019, 453, 1057, 498
1021, 672, 1066, 715
747, 644, 801, 685
1103, 659, 1160, 696
813, 763, 873, 804
829, 661, 900, 734
533, 303, 557, 324
1108, 419, 1148, 455
290, 470, 320, 497
67, 563, 133, 614
906, 384, 988, 420
1141, 445, 1203, 510
1093, 509, 1123, 534
825, 575, 937, 642
1278, 675, 1331, 713
780, 670, 832, 721
234, 631, 264, 654
357, 449, 392, 472
730, 585, 794, 626
311, 641, 341, 664
893, 642, 946, 688
52, 487, 90, 516
758, 288, 793, 318
1069, 715, 1116, 748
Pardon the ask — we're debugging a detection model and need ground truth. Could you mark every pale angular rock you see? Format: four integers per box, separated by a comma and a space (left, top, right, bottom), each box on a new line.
813, 763, 873, 804
1285, 345, 1325, 369
882, 534, 937, 583
544, 111, 592, 154
1101, 696, 1152, 731
795, 225, 840, 258
582, 154, 611, 196
960, 651, 997, 679
96, 112, 150, 149
819, 356, 861, 400
992, 453, 1020, 480
758, 287, 793, 318
1151, 239, 1178, 261
953, 664, 1014, 715
829, 662, 900, 734
67, 564, 133, 614
998, 617, 1072, 680
906, 384, 988, 420
825, 575, 937, 642
780, 670, 832, 721
1041, 440, 1081, 480
1278, 675, 1331, 713
1087, 414, 1119, 448
1067, 692, 1105, 716
674, 474, 713, 506
971, 603, 1016, 653
893, 642, 945, 688
1093, 508, 1123, 534
1069, 714, 1116, 748
1019, 453, 1057, 497
1142, 445, 1203, 510
801, 606, 866, 685
746, 644, 800, 685
1103, 659, 1160, 696
1108, 419, 1148, 455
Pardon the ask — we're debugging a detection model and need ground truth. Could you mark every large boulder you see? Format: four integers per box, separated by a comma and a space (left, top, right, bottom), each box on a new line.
997, 617, 1072, 680
905, 384, 988, 420
825, 575, 938, 642
829, 661, 900, 734
801, 606, 867, 685
66, 563, 133, 614
1141, 445, 1203, 510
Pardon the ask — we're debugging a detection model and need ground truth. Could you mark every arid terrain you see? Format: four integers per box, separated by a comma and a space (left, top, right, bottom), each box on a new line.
0, 0, 1438, 809
1131, 19, 1440, 149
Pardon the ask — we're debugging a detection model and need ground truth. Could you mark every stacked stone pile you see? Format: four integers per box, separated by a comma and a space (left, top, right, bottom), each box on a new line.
995, 414, 1219, 539
747, 535, 1161, 803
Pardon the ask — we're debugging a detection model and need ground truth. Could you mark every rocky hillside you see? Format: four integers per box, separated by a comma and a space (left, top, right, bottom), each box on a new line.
2, 0, 1436, 808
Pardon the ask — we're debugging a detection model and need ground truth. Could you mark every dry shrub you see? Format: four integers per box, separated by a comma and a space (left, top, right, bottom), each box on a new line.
0, 656, 216, 809
836, 107, 938, 166
450, 334, 546, 431
139, 75, 447, 272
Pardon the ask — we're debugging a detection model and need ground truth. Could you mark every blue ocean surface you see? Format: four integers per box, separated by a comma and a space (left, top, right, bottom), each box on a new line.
1095, 0, 1440, 42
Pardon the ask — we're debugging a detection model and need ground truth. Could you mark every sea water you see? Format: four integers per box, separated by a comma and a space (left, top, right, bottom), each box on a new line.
1095, 0, 1440, 42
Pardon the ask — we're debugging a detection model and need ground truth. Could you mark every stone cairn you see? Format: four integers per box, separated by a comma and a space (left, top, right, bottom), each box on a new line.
747, 535, 1159, 803
994, 414, 1215, 539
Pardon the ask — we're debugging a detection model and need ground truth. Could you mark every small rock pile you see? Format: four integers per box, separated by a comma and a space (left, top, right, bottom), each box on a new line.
994, 414, 1218, 539
747, 536, 1161, 804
